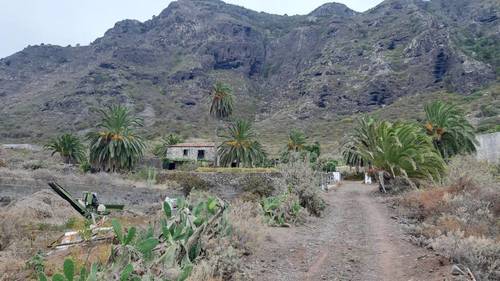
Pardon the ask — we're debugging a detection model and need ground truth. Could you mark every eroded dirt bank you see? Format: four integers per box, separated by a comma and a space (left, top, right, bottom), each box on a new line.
245, 181, 450, 281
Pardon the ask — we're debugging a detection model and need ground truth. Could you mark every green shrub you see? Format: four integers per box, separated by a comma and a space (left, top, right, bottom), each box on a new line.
26, 252, 44, 275
79, 160, 92, 173
321, 159, 338, 172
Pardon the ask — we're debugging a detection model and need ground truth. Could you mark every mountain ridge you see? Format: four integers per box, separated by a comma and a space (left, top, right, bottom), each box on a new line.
0, 0, 498, 152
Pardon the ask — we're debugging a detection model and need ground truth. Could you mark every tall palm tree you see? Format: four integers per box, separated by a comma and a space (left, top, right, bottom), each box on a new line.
287, 129, 307, 152
218, 119, 267, 167
209, 82, 234, 120
45, 133, 85, 164
209, 82, 234, 166
424, 101, 477, 159
87, 105, 146, 172
343, 117, 445, 188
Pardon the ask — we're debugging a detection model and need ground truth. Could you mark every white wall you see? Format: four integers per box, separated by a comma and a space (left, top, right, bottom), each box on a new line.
476, 132, 500, 164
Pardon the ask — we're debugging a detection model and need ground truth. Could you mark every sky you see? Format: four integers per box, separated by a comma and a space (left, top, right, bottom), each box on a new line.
0, 0, 384, 58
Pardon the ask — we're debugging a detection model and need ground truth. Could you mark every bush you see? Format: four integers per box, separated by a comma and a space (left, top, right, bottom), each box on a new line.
22, 160, 46, 170
321, 159, 338, 172
241, 175, 276, 198
397, 155, 499, 279
224, 200, 264, 254
431, 232, 500, 281
280, 154, 326, 216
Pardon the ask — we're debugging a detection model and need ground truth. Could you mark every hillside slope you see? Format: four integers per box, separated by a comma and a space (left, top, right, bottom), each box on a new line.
0, 0, 498, 152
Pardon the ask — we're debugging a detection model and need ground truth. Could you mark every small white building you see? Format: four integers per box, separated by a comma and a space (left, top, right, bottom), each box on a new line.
166, 142, 216, 169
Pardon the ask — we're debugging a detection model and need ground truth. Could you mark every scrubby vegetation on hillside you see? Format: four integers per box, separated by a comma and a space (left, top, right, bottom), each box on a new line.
396, 156, 500, 280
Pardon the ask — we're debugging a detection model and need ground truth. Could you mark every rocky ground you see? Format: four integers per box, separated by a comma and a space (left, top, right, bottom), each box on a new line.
244, 181, 451, 281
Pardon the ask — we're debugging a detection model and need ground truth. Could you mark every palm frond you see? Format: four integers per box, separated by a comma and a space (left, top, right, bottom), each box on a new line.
424, 101, 477, 159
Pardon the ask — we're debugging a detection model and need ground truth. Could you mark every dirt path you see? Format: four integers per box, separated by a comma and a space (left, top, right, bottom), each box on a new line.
245, 181, 449, 281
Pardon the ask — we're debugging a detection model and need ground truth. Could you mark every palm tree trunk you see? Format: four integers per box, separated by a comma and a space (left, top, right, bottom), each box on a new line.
214, 119, 222, 167
378, 171, 387, 193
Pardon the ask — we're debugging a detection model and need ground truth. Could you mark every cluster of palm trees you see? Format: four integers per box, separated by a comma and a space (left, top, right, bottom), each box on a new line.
45, 105, 146, 172
45, 81, 270, 171
342, 100, 477, 188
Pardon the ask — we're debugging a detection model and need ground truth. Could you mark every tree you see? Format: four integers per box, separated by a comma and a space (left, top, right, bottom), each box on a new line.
209, 82, 234, 120
282, 130, 320, 163
424, 101, 477, 159
343, 117, 445, 189
153, 134, 183, 158
209, 82, 234, 166
304, 141, 321, 162
87, 105, 146, 172
287, 129, 307, 152
218, 119, 267, 167
44, 133, 85, 164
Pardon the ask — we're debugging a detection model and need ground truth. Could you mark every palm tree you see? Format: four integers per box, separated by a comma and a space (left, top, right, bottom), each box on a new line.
342, 117, 377, 168
424, 101, 477, 159
153, 133, 183, 158
45, 133, 85, 164
343, 117, 445, 189
209, 82, 234, 166
209, 82, 234, 120
218, 119, 267, 167
287, 129, 307, 152
87, 105, 146, 172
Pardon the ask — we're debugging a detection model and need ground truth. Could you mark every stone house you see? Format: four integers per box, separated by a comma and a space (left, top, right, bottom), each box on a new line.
165, 142, 216, 169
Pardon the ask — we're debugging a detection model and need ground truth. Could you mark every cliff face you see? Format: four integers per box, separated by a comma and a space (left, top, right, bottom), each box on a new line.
0, 0, 498, 144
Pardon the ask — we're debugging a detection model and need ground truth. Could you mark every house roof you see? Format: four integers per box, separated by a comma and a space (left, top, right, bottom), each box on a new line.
168, 142, 215, 148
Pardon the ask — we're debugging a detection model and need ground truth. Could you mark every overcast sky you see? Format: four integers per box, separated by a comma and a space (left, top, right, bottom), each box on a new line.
0, 0, 384, 58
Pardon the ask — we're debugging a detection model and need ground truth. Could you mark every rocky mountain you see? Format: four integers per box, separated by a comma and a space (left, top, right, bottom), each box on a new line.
0, 0, 498, 151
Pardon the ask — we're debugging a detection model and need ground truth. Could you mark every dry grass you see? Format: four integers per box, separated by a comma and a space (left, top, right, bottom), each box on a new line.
225, 200, 265, 254
187, 199, 265, 281
397, 155, 500, 280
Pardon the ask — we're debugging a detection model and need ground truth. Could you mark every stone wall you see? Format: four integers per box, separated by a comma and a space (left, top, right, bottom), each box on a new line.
476, 132, 500, 164
158, 171, 282, 200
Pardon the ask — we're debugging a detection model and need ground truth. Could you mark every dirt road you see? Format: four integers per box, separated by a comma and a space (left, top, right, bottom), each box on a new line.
246, 181, 449, 281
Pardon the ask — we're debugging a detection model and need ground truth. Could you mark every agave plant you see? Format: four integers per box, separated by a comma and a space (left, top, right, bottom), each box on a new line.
218, 119, 267, 167
44, 133, 86, 164
424, 101, 477, 159
209, 82, 234, 120
86, 105, 146, 172
343, 117, 445, 185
